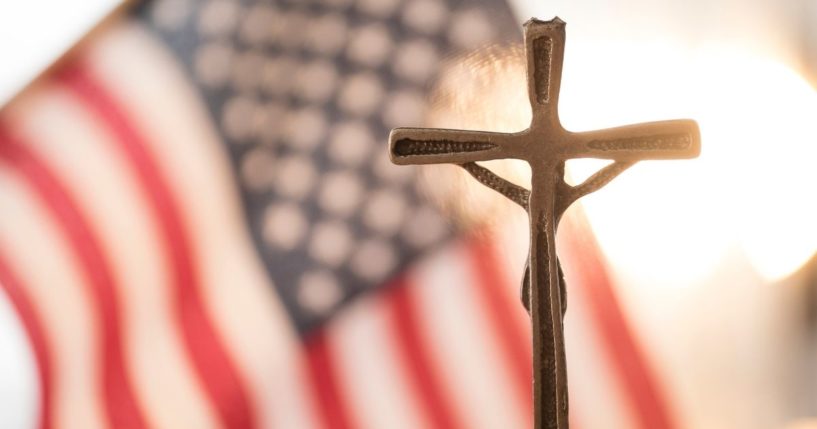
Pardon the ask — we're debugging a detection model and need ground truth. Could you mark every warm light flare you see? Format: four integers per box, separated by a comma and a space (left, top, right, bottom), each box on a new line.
427, 41, 817, 287
425, 41, 817, 285
562, 43, 817, 283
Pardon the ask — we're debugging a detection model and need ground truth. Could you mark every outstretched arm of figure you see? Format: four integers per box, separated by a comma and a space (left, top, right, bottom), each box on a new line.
556, 160, 635, 215
460, 162, 530, 209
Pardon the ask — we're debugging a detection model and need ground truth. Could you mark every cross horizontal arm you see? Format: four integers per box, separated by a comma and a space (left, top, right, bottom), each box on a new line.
389, 127, 518, 165
568, 119, 700, 161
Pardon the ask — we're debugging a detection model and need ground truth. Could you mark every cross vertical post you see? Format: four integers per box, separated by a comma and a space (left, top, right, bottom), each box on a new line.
524, 18, 570, 429
389, 18, 700, 429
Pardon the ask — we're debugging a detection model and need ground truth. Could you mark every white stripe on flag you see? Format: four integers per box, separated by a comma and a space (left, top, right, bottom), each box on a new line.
327, 295, 432, 429
84, 23, 321, 429
409, 241, 528, 429
6, 86, 220, 429
0, 287, 40, 429
0, 167, 105, 429
564, 289, 639, 429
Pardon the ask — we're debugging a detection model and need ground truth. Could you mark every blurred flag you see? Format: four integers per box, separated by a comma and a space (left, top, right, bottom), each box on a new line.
0, 0, 676, 428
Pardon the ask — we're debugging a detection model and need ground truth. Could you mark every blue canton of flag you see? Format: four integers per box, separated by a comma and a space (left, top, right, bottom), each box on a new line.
140, 0, 520, 332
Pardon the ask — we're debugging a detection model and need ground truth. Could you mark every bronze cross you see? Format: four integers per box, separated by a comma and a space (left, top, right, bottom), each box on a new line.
389, 17, 700, 429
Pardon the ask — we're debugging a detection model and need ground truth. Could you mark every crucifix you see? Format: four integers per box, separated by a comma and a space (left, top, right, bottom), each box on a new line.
389, 17, 700, 429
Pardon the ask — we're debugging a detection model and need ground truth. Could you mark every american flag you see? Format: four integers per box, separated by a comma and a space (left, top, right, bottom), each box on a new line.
0, 0, 675, 428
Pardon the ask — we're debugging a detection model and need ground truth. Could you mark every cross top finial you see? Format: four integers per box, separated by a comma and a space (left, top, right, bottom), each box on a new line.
389, 17, 700, 429
523, 17, 565, 121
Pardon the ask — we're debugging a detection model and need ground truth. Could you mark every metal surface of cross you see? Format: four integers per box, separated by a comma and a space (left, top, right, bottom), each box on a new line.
389, 17, 700, 429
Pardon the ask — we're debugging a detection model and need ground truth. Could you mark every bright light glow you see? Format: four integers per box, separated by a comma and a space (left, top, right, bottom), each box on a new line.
427, 37, 817, 285
561, 42, 817, 284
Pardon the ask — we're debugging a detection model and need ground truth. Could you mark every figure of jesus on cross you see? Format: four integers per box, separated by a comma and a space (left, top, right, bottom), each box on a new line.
390, 17, 700, 429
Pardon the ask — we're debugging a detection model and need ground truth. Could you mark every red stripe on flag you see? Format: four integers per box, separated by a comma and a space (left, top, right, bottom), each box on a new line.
466, 235, 534, 423
304, 331, 354, 429
385, 277, 465, 429
0, 128, 147, 429
0, 253, 53, 429
58, 65, 257, 429
562, 216, 676, 429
